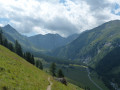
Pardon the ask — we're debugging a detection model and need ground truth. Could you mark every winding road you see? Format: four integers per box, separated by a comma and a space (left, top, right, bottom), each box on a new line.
47, 77, 53, 90
86, 68, 103, 90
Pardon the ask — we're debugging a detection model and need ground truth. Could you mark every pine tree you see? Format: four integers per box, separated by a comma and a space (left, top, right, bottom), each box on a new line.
8, 42, 14, 51
15, 40, 23, 57
0, 29, 3, 45
3, 39, 8, 48
50, 63, 56, 76
36, 60, 43, 70
31, 55, 35, 65
24, 52, 35, 65
57, 69, 64, 78
39, 61, 43, 70
25, 52, 31, 62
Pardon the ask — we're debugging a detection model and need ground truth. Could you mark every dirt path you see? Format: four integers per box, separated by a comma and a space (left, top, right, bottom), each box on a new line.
86, 68, 103, 90
47, 77, 53, 90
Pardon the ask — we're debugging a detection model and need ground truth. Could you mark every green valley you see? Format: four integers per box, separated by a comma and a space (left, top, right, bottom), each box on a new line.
1, 1, 120, 90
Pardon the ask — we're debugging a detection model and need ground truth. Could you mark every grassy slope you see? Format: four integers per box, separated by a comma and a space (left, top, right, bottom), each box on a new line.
0, 45, 82, 90
59, 65, 108, 90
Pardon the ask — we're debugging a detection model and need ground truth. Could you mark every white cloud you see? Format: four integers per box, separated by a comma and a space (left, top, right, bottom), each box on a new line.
0, 0, 120, 37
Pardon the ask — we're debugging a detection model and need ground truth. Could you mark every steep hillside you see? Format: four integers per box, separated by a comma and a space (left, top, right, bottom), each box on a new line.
2, 25, 40, 52
0, 45, 82, 90
53, 20, 120, 67
95, 47, 120, 88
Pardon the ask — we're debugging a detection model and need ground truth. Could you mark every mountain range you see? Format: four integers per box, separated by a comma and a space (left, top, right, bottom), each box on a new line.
52, 20, 120, 66
1, 24, 79, 53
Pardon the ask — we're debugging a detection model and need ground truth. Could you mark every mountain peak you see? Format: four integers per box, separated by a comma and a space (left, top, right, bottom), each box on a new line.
2, 24, 19, 34
5, 24, 12, 28
46, 33, 62, 37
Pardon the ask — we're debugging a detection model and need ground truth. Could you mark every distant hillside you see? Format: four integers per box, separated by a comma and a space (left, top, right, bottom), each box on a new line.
0, 45, 82, 90
52, 20, 120, 67
2, 25, 79, 52
29, 33, 79, 50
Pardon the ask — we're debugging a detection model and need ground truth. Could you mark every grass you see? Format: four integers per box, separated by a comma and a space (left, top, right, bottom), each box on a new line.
58, 64, 108, 90
0, 45, 82, 90
51, 77, 82, 90
61, 65, 98, 89
90, 72, 109, 90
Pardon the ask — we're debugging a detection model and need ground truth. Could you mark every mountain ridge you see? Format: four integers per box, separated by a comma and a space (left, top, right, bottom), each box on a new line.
2, 24, 79, 52
52, 20, 120, 65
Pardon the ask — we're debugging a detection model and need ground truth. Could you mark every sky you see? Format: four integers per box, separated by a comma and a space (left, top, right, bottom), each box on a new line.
0, 0, 120, 37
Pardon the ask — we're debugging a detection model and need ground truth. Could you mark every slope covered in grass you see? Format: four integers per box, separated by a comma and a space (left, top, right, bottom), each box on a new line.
0, 45, 82, 90
52, 20, 120, 67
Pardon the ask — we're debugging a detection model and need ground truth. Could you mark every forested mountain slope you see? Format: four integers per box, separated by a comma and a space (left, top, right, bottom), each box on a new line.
95, 46, 120, 89
52, 20, 120, 67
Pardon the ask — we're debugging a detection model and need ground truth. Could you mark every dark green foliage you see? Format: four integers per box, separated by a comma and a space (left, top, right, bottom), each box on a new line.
84, 87, 90, 90
96, 47, 120, 89
0, 29, 3, 45
35, 60, 43, 70
24, 52, 35, 65
57, 69, 64, 78
3, 39, 8, 48
34, 52, 85, 65
8, 42, 14, 52
15, 40, 23, 57
49, 63, 56, 76
96, 47, 120, 74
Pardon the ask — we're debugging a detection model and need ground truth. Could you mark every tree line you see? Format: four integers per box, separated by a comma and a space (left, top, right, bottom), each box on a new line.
49, 62, 64, 78
0, 29, 35, 65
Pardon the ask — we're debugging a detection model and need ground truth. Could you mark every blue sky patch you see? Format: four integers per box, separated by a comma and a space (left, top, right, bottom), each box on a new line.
59, 0, 66, 3
0, 18, 10, 22
111, 3, 120, 15
115, 3, 120, 9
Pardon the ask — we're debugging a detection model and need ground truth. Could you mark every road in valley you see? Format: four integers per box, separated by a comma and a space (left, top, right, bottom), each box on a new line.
86, 68, 103, 90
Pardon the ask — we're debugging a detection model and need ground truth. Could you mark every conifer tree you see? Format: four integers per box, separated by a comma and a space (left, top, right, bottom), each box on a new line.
50, 63, 56, 76
15, 40, 23, 57
36, 60, 43, 70
8, 42, 14, 52
24, 52, 35, 65
0, 29, 3, 45
31, 55, 35, 65
57, 69, 64, 78
3, 39, 8, 48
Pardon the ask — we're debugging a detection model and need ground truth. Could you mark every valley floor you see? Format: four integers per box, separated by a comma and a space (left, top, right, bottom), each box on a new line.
86, 68, 103, 90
